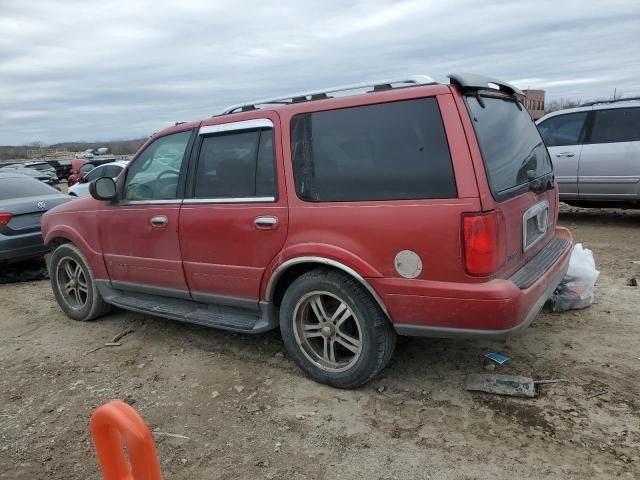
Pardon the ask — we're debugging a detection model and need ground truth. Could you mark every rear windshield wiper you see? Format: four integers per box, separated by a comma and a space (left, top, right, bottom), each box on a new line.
529, 174, 553, 194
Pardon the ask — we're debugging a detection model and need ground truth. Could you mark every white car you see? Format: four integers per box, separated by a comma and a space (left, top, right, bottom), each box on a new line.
68, 161, 128, 197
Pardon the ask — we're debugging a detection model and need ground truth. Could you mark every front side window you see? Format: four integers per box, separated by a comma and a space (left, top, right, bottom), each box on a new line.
537, 112, 588, 147
291, 98, 456, 202
590, 108, 640, 143
79, 163, 95, 174
193, 128, 276, 199
84, 165, 108, 182
124, 131, 192, 201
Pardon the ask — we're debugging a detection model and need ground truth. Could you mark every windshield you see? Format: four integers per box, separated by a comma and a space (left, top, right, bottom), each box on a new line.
466, 94, 552, 200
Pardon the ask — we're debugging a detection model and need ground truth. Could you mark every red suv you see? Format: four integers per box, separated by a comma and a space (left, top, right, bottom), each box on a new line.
42, 74, 572, 388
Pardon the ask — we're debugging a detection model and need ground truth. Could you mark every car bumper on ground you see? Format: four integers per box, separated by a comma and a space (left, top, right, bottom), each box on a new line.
0, 231, 49, 263
370, 227, 573, 339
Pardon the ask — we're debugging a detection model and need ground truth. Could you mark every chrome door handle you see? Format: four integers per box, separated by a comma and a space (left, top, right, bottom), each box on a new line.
254, 216, 278, 229
150, 215, 168, 227
556, 152, 575, 158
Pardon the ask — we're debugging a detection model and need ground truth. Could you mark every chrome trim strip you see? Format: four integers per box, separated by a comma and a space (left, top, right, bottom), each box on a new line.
265, 256, 390, 317
199, 119, 273, 135
183, 197, 275, 204
577, 176, 640, 184
522, 200, 550, 253
119, 199, 182, 205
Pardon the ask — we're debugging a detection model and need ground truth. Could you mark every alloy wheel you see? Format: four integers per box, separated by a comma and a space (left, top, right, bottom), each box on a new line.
293, 291, 363, 372
57, 257, 89, 309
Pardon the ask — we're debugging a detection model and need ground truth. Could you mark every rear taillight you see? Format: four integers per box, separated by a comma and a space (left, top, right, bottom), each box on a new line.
463, 211, 505, 275
0, 213, 12, 225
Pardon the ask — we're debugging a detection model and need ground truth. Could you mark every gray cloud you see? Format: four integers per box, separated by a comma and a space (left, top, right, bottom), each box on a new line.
1, 0, 639, 144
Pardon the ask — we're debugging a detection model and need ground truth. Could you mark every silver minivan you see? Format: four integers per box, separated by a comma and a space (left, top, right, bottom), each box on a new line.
537, 99, 640, 208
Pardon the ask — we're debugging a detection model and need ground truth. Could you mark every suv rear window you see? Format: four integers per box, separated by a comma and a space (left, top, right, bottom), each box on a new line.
291, 98, 456, 202
466, 94, 552, 200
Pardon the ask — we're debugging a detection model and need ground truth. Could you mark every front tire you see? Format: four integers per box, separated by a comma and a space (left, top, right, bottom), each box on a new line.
280, 269, 396, 389
49, 243, 111, 321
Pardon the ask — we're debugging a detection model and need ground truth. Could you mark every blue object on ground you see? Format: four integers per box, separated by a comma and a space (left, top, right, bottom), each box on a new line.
485, 352, 509, 365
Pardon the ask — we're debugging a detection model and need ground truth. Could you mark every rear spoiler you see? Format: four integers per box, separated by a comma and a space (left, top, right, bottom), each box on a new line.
448, 73, 524, 98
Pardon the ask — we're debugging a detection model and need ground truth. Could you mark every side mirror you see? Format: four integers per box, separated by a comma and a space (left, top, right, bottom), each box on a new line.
90, 177, 117, 201
78, 176, 87, 184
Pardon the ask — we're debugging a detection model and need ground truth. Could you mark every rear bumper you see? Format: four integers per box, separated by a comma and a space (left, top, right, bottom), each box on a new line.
370, 227, 573, 339
0, 231, 49, 263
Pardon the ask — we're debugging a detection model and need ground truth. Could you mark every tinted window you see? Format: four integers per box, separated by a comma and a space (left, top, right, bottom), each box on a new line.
0, 176, 58, 200
537, 112, 587, 147
105, 165, 124, 177
466, 95, 552, 197
194, 129, 276, 199
124, 131, 191, 201
79, 163, 95, 173
590, 108, 640, 143
291, 98, 456, 202
85, 165, 107, 182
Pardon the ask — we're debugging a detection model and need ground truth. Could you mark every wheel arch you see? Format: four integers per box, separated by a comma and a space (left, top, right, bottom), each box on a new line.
43, 225, 109, 279
265, 257, 391, 319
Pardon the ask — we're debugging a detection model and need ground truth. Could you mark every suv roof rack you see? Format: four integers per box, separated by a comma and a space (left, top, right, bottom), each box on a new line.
220, 75, 436, 115
579, 96, 640, 107
448, 73, 523, 97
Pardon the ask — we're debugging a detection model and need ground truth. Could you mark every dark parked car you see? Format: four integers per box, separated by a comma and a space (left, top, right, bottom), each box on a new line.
0, 164, 58, 188
0, 173, 74, 264
45, 159, 73, 180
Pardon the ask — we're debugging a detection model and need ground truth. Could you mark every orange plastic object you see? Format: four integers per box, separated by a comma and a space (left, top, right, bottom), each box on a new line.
90, 400, 162, 480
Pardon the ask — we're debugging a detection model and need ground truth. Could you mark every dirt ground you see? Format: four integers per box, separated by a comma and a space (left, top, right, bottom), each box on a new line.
1, 205, 639, 480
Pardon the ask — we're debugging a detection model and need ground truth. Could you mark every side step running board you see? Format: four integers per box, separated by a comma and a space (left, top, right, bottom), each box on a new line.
96, 281, 278, 334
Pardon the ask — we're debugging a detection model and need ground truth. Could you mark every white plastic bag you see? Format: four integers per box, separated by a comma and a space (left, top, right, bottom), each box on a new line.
549, 243, 599, 312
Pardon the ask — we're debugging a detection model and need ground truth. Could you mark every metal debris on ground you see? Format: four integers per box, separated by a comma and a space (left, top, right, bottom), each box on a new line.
485, 352, 510, 365
586, 390, 608, 399
465, 374, 538, 398
110, 328, 134, 344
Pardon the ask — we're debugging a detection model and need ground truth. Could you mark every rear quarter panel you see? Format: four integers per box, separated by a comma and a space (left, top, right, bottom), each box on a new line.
262, 87, 483, 296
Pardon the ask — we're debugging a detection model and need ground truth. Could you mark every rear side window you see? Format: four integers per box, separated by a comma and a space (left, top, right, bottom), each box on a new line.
537, 112, 587, 147
589, 108, 640, 143
291, 98, 456, 202
0, 177, 57, 200
466, 95, 552, 199
194, 129, 276, 199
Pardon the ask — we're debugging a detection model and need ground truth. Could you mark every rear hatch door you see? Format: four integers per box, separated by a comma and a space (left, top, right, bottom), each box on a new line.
463, 91, 558, 277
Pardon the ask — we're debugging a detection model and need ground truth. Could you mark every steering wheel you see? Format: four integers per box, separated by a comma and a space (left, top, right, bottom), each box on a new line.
126, 183, 154, 200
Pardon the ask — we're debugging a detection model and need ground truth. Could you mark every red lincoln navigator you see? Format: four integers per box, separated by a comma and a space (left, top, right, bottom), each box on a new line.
41, 73, 572, 388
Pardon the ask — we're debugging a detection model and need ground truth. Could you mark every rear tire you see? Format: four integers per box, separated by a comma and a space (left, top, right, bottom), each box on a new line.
279, 268, 396, 389
49, 243, 111, 321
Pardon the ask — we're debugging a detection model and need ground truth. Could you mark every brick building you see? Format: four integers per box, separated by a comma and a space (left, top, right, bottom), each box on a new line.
522, 89, 545, 120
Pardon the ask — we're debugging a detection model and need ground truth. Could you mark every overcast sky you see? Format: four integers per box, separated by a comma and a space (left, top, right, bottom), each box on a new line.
1, 0, 639, 145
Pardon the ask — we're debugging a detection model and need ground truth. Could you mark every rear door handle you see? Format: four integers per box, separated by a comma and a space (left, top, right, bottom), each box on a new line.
556, 152, 575, 158
150, 215, 168, 227
254, 216, 278, 230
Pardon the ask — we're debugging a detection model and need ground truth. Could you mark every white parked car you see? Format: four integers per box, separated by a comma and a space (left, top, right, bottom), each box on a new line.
68, 161, 128, 197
